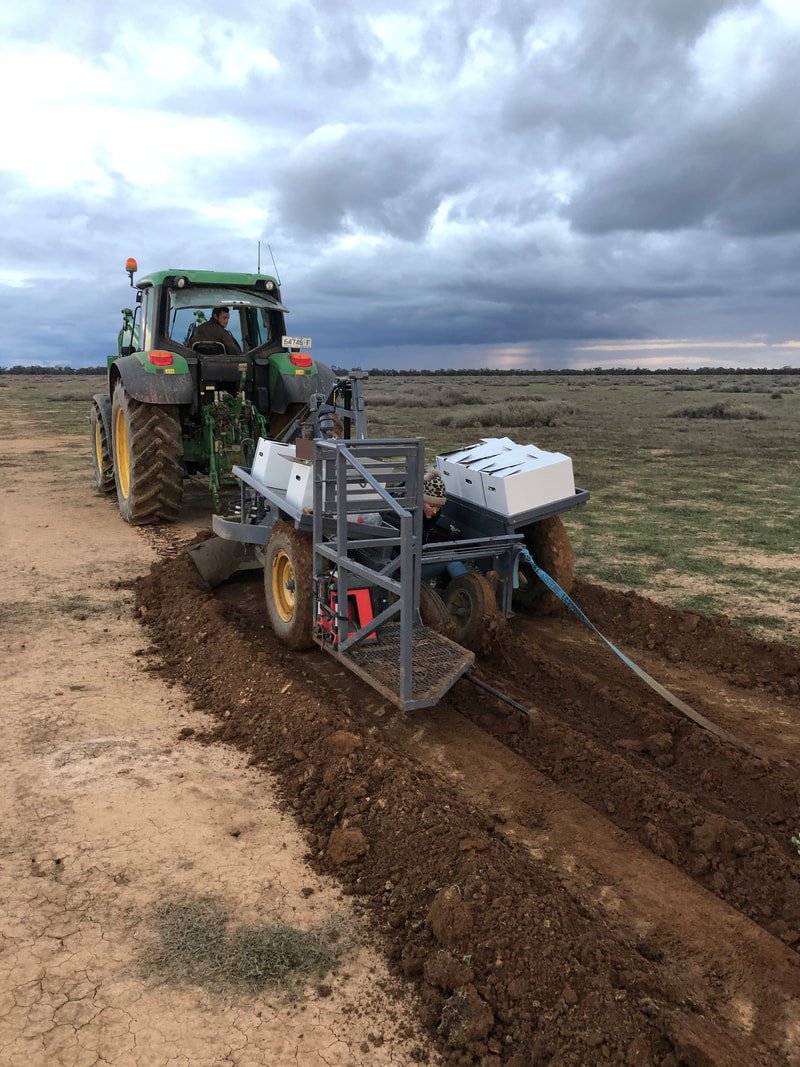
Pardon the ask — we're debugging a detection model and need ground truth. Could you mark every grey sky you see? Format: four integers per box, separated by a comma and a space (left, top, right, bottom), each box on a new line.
2, 0, 800, 370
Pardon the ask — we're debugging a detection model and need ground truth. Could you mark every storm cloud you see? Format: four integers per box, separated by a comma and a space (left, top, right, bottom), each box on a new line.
1, 0, 800, 370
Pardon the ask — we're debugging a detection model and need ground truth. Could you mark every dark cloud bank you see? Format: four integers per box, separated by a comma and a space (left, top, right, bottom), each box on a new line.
3, 0, 800, 370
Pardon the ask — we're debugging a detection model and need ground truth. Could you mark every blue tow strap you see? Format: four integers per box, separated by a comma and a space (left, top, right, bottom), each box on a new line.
519, 548, 774, 763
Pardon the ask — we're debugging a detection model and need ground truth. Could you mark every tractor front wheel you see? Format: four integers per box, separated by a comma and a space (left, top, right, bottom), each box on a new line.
514, 516, 575, 614
89, 400, 115, 495
264, 522, 314, 649
111, 382, 183, 525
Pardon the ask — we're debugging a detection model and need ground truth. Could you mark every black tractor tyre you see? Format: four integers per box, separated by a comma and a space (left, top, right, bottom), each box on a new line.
443, 572, 506, 652
264, 521, 314, 650
89, 401, 115, 495
419, 582, 454, 638
515, 515, 575, 614
111, 382, 183, 525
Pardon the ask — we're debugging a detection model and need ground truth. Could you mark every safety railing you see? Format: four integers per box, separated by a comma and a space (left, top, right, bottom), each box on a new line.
312, 438, 424, 707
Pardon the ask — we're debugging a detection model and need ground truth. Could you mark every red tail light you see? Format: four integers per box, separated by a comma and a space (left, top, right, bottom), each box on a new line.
290, 352, 313, 367
148, 351, 174, 367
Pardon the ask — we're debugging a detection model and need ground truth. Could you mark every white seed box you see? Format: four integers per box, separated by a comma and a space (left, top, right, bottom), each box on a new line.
285, 456, 390, 514
285, 462, 315, 511
250, 438, 298, 491
437, 438, 574, 517
436, 438, 517, 507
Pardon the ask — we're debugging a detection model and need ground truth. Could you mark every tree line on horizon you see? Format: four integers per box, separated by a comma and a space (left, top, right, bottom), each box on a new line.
1, 364, 799, 378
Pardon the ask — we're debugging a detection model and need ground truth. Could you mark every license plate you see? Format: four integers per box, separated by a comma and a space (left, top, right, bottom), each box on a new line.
282, 335, 312, 350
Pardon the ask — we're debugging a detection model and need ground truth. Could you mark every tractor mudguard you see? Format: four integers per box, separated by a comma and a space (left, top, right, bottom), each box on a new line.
268, 356, 336, 414
111, 353, 195, 405
92, 391, 112, 442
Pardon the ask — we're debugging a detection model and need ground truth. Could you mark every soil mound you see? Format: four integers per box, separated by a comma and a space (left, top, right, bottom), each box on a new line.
136, 550, 800, 1064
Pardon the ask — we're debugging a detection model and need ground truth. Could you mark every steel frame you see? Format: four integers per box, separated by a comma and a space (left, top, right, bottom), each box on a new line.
311, 437, 424, 707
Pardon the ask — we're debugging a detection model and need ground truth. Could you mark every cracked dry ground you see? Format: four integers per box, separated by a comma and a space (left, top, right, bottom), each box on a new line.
1, 429, 435, 1066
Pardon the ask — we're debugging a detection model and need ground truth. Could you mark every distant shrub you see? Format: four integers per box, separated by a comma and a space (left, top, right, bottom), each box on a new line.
669, 402, 765, 420
435, 401, 574, 428
368, 387, 487, 408
771, 392, 784, 400
713, 383, 772, 394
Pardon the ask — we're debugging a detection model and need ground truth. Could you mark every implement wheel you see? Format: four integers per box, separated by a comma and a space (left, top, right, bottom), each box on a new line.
111, 382, 183, 525
89, 400, 115, 495
515, 516, 574, 614
264, 522, 314, 650
443, 572, 505, 652
419, 583, 454, 638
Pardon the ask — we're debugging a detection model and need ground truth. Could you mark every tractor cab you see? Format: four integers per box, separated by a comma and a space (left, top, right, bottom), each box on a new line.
123, 269, 288, 359
91, 260, 336, 524
165, 284, 289, 357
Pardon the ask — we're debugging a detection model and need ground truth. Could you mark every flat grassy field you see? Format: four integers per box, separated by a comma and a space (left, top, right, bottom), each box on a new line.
365, 372, 800, 645
3, 371, 797, 644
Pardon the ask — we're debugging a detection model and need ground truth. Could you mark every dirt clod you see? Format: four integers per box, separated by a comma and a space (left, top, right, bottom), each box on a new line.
439, 984, 494, 1047
327, 827, 369, 865
427, 886, 474, 949
327, 730, 364, 756
424, 950, 475, 992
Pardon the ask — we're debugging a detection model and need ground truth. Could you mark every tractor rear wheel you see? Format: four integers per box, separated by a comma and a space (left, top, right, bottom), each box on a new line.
264, 522, 314, 649
89, 401, 115, 495
419, 583, 454, 638
111, 382, 183, 525
443, 572, 505, 652
515, 516, 574, 614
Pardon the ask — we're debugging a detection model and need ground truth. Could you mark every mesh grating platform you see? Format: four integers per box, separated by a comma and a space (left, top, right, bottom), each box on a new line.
335, 623, 474, 710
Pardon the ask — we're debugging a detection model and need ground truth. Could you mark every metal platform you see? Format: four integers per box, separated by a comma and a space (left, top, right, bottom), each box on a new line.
321, 623, 474, 711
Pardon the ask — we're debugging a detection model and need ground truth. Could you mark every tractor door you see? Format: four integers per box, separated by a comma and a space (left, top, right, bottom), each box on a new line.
139, 287, 156, 352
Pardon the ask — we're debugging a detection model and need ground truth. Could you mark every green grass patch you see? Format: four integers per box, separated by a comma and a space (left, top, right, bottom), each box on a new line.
141, 895, 347, 994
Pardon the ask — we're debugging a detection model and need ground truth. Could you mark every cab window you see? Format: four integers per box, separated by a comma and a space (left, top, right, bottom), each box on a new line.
168, 304, 245, 350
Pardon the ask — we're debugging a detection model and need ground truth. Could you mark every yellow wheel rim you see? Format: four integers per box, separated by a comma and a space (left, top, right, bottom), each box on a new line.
271, 550, 295, 622
114, 405, 131, 499
94, 421, 103, 469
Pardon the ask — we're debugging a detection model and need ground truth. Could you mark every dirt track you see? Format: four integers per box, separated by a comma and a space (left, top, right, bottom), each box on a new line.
136, 552, 800, 1066
0, 429, 434, 1067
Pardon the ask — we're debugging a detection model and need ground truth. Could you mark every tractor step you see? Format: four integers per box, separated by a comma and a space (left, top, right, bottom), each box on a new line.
321, 623, 474, 711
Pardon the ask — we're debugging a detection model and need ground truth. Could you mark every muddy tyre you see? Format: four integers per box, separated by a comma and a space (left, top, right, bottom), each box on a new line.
419, 583, 454, 638
89, 400, 115, 495
515, 516, 574, 614
111, 382, 183, 525
264, 522, 314, 650
443, 572, 505, 652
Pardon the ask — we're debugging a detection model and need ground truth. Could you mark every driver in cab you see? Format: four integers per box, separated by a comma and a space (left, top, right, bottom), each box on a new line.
191, 307, 242, 354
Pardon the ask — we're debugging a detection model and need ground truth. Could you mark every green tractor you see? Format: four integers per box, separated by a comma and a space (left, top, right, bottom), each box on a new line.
90, 259, 335, 524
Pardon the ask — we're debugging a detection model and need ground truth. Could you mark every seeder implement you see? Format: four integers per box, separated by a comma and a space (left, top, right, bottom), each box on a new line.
190, 374, 589, 710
